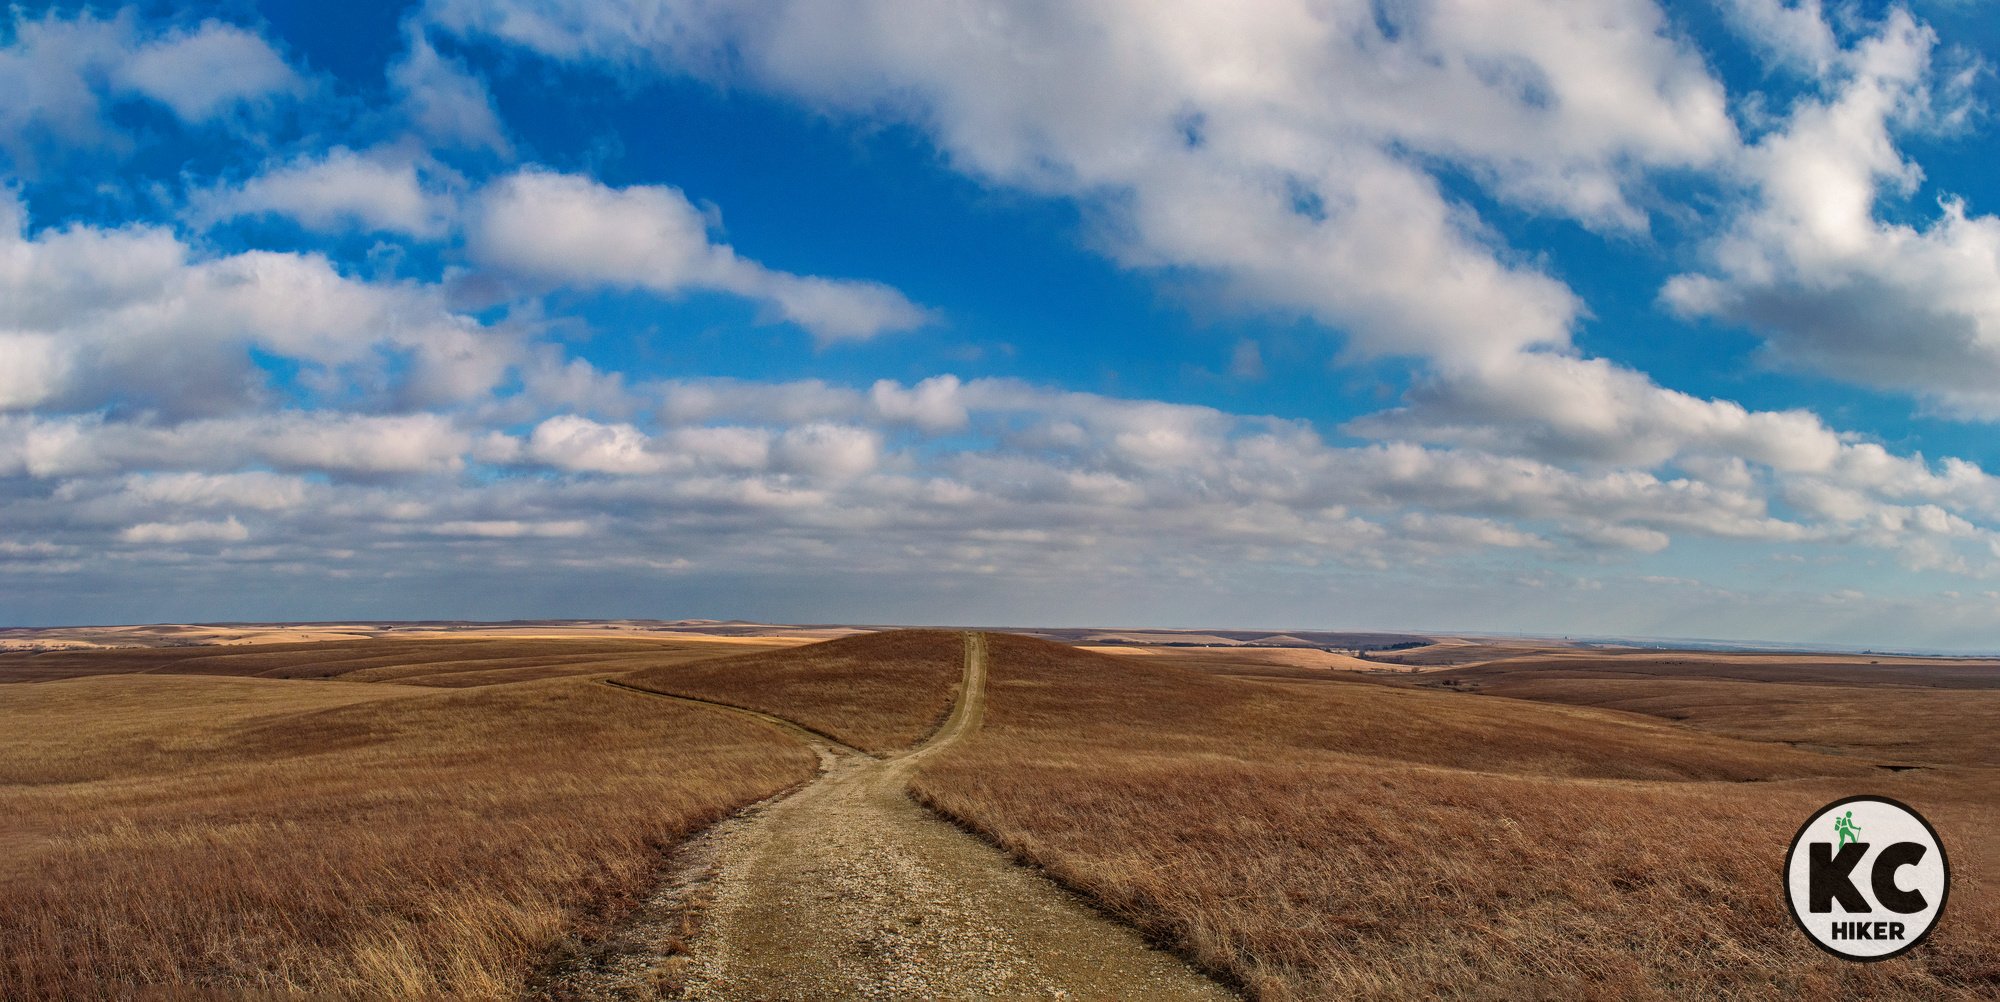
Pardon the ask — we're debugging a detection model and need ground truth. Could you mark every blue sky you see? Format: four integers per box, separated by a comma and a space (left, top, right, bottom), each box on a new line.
8, 1, 2000, 649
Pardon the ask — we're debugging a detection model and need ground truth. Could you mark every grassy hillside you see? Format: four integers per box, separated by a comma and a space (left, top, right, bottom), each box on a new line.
0, 672, 815, 998
0, 636, 792, 687
619, 629, 968, 754
912, 634, 1999, 1000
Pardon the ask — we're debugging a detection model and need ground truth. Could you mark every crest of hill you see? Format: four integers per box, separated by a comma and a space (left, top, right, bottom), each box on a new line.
617, 629, 967, 754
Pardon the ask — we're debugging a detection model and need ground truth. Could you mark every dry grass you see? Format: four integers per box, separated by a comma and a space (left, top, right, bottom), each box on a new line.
618, 629, 966, 754
912, 634, 2000, 1000
1419, 653, 2000, 767
0, 636, 790, 687
11, 628, 1995, 999
0, 671, 815, 999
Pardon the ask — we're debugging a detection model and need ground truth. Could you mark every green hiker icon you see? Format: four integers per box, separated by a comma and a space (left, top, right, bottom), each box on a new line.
1834, 811, 1861, 847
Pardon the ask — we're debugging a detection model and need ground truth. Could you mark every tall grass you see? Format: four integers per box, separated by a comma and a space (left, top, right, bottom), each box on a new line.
912, 634, 2000, 1000
0, 673, 814, 999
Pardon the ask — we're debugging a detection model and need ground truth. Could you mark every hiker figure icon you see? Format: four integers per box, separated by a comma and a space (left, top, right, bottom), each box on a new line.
1834, 811, 1862, 847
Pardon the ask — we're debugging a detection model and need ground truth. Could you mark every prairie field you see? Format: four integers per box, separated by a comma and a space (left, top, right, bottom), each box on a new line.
6, 627, 1997, 1000
0, 635, 798, 687
0, 643, 815, 999
911, 634, 2000, 1000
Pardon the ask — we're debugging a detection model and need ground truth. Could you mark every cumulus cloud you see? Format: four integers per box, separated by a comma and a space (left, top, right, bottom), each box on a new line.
13, 366, 2000, 643
429, 519, 592, 538
120, 516, 249, 544
115, 19, 304, 122
430, 0, 1743, 363
0, 10, 301, 170
115, 472, 310, 511
1665, 10, 2000, 414
0, 11, 133, 162
389, 29, 512, 155
191, 148, 455, 237
468, 169, 932, 342
527, 415, 666, 475
870, 375, 968, 432
0, 412, 473, 478
660, 378, 867, 426
1718, 0, 1840, 78
12, 1, 2000, 645
1345, 353, 1845, 471
0, 191, 510, 417
773, 423, 882, 479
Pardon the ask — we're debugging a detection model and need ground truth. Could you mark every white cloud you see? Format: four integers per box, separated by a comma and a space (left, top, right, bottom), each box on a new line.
120, 516, 249, 544
0, 9, 305, 169
1664, 11, 2000, 414
1346, 353, 1845, 471
114, 19, 303, 123
870, 375, 967, 431
0, 11, 131, 163
14, 368, 2000, 643
256, 413, 472, 474
429, 519, 592, 538
661, 378, 866, 426
665, 425, 772, 469
0, 332, 70, 410
10, 2, 2000, 644
422, 0, 2000, 544
389, 29, 512, 155
0, 412, 472, 478
191, 148, 454, 237
527, 415, 666, 474
431, 0, 1740, 364
0, 191, 511, 417
1567, 523, 1672, 552
468, 168, 932, 342
1717, 0, 1839, 78
117, 472, 309, 511
773, 423, 881, 478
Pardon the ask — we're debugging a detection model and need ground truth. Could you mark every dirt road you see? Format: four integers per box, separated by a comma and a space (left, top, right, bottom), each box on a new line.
563, 632, 1231, 1000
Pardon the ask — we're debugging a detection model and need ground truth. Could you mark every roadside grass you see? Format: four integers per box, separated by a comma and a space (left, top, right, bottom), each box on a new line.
913, 634, 2000, 1000
618, 629, 967, 754
0, 673, 815, 999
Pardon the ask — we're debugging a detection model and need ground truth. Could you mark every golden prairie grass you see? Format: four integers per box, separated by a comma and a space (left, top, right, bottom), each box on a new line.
0, 636, 783, 687
0, 672, 815, 1000
912, 634, 2000, 1000
1423, 655, 2000, 769
618, 628, 966, 754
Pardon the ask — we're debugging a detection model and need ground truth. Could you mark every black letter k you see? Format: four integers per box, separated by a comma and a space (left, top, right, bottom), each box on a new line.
1810, 842, 1870, 913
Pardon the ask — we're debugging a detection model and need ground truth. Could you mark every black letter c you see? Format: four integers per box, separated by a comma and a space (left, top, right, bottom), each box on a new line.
1872, 842, 1929, 914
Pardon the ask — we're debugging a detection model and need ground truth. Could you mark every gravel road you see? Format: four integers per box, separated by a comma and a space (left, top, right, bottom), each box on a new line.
554, 632, 1232, 1001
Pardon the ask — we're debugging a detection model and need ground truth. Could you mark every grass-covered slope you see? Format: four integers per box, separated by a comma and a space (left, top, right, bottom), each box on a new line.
912, 633, 1996, 1000
0, 673, 814, 998
619, 629, 968, 754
